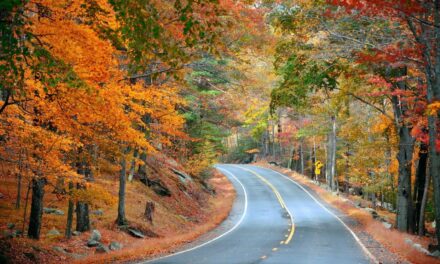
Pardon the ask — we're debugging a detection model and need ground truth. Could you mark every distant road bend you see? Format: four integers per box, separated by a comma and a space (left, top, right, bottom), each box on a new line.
144, 164, 374, 264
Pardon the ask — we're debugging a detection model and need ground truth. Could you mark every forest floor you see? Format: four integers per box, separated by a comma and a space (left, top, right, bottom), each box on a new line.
0, 156, 235, 264
256, 162, 439, 264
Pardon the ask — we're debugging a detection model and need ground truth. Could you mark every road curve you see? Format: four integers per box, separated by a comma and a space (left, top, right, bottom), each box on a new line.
143, 164, 373, 264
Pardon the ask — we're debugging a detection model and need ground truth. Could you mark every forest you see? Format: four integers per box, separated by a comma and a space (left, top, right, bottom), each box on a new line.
1, 0, 440, 263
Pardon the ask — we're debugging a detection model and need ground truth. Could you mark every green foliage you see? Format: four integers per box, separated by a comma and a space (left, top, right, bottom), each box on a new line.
270, 51, 339, 113
222, 136, 259, 163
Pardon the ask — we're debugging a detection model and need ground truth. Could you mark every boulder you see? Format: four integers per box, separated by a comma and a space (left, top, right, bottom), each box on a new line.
47, 228, 61, 237
140, 177, 171, 197
87, 240, 100, 247
72, 231, 81, 236
91, 209, 103, 216
109, 241, 123, 251
89, 229, 101, 242
43, 208, 64, 215
382, 222, 392, 229
412, 243, 430, 254
95, 244, 110, 253
363, 208, 378, 218
431, 250, 440, 258
171, 168, 193, 183
127, 228, 145, 238
52, 246, 66, 253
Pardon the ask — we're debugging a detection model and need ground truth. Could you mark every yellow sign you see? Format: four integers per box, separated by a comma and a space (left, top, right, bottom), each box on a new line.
315, 160, 323, 175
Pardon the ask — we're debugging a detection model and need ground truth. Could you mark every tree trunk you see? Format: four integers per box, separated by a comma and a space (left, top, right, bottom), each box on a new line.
138, 151, 148, 182
117, 151, 128, 226
419, 161, 430, 236
144, 201, 155, 224
414, 143, 428, 233
22, 180, 31, 236
300, 142, 304, 175
395, 124, 415, 232
28, 178, 45, 239
428, 114, 440, 243
288, 146, 294, 170
312, 139, 316, 181
128, 149, 138, 182
65, 182, 74, 238
330, 116, 337, 192
16, 171, 22, 209
76, 183, 90, 232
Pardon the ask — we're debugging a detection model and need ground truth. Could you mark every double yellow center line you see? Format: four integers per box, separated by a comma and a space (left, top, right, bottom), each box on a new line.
235, 166, 295, 245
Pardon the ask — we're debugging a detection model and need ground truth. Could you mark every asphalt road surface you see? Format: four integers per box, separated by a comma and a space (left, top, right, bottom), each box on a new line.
145, 164, 373, 264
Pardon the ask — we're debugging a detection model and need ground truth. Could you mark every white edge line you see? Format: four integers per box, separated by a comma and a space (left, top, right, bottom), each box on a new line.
254, 165, 378, 264
234, 165, 296, 244
142, 166, 248, 263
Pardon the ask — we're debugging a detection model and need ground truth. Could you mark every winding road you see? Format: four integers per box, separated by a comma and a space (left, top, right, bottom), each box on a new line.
144, 164, 374, 264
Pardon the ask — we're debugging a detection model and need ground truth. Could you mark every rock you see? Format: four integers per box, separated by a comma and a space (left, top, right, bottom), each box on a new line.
431, 250, 440, 258
95, 244, 110, 253
382, 222, 392, 229
127, 228, 145, 238
432, 221, 436, 229
91, 209, 103, 216
405, 238, 413, 244
68, 253, 87, 260
87, 240, 100, 247
171, 168, 193, 184
363, 208, 378, 218
354, 201, 362, 208
413, 243, 430, 254
72, 231, 81, 236
43, 207, 64, 215
109, 241, 122, 251
140, 177, 171, 197
52, 246, 66, 253
47, 228, 61, 237
428, 244, 440, 253
7, 223, 15, 230
89, 229, 101, 242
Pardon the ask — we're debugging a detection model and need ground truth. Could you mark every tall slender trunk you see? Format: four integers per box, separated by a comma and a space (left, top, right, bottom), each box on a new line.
419, 159, 430, 236
288, 146, 294, 170
395, 124, 415, 232
28, 178, 45, 239
16, 172, 22, 209
16, 150, 23, 209
76, 183, 90, 232
22, 180, 31, 236
414, 143, 428, 233
65, 182, 74, 238
128, 149, 138, 182
312, 139, 316, 181
300, 142, 304, 175
330, 116, 337, 191
117, 151, 128, 226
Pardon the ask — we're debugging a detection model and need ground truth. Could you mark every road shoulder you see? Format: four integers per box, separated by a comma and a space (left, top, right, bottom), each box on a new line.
255, 163, 432, 264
